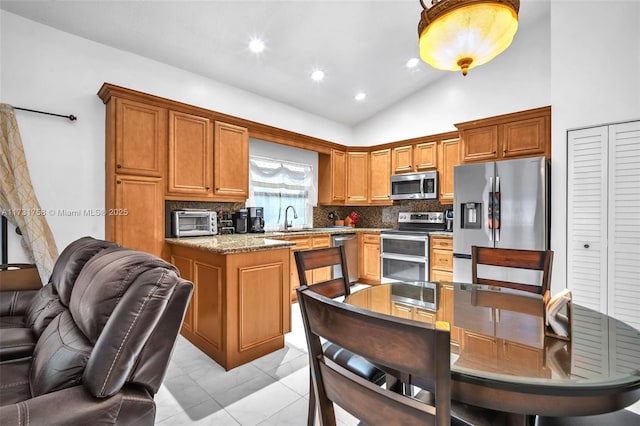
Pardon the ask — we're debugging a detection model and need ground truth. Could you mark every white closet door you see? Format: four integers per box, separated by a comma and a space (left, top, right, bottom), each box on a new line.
608, 121, 640, 330
567, 126, 608, 312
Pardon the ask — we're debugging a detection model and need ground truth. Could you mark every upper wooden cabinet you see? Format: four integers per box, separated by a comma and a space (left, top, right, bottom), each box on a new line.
113, 98, 167, 177
369, 148, 391, 204
414, 142, 437, 171
214, 121, 249, 201
438, 138, 460, 204
391, 145, 413, 173
456, 106, 551, 163
167, 111, 213, 196
346, 151, 369, 204
318, 149, 346, 205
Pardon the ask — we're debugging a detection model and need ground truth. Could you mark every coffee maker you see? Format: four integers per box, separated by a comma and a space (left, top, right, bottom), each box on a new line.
232, 209, 248, 234
247, 207, 265, 233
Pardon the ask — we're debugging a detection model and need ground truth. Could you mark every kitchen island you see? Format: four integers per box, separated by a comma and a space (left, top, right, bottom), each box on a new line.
166, 228, 383, 370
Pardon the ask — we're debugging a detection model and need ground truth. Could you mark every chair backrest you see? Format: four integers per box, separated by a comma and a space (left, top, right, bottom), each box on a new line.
471, 246, 553, 295
294, 246, 350, 299
297, 287, 451, 426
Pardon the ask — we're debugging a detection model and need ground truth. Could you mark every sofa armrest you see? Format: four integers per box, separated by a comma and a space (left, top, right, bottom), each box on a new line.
0, 289, 38, 317
0, 264, 42, 292
0, 385, 155, 426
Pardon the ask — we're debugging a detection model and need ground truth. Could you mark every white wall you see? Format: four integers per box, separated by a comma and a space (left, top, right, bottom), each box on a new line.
549, 0, 640, 296
352, 4, 551, 145
0, 11, 351, 260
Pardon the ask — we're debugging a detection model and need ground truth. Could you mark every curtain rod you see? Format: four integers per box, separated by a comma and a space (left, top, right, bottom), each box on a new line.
14, 107, 77, 121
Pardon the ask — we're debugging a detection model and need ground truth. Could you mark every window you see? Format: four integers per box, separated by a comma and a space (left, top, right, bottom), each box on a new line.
247, 156, 316, 231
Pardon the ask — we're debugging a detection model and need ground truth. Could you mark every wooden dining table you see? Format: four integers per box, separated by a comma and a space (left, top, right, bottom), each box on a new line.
344, 281, 640, 423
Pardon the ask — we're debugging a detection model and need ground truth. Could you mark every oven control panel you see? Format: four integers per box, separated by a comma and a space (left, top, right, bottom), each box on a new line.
398, 211, 444, 224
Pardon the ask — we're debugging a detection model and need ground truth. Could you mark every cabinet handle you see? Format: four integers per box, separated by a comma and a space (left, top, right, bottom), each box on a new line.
584, 243, 590, 249
116, 180, 122, 184
116, 164, 122, 169
206, 187, 210, 190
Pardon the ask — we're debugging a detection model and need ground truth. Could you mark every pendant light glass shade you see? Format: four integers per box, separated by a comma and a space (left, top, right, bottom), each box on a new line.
418, 0, 520, 76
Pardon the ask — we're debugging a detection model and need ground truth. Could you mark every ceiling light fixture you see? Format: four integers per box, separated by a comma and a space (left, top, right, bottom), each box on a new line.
355, 92, 367, 101
418, 0, 520, 76
311, 69, 325, 82
406, 58, 420, 68
249, 38, 265, 53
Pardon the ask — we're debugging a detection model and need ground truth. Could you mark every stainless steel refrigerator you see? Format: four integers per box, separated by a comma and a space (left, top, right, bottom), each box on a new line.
453, 156, 550, 283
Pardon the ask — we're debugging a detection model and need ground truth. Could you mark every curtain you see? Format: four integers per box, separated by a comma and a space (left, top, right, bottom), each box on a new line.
247, 156, 316, 230
0, 104, 58, 284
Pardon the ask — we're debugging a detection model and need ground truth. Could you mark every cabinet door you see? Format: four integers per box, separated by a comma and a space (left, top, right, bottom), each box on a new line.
502, 116, 548, 159
369, 149, 391, 203
360, 234, 381, 282
414, 142, 437, 171
112, 175, 164, 257
346, 151, 369, 203
391, 301, 414, 319
193, 260, 223, 350
312, 236, 332, 283
167, 111, 213, 196
392, 145, 413, 173
114, 98, 166, 177
214, 121, 249, 200
171, 255, 194, 332
461, 125, 498, 163
289, 237, 312, 302
332, 150, 346, 202
438, 138, 460, 203
414, 308, 436, 324
438, 283, 459, 344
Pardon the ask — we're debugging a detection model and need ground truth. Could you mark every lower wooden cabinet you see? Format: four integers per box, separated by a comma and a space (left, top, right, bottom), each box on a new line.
391, 301, 436, 324
358, 233, 380, 284
286, 235, 331, 302
430, 235, 453, 282
169, 244, 290, 370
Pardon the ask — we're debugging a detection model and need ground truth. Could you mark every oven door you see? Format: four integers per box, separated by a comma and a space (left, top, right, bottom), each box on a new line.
381, 234, 429, 257
381, 254, 428, 284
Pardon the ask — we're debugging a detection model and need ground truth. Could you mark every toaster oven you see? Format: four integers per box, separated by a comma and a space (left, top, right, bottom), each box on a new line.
171, 210, 217, 237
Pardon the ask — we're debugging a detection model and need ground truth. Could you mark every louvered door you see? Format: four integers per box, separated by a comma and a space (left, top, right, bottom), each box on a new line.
567, 120, 640, 330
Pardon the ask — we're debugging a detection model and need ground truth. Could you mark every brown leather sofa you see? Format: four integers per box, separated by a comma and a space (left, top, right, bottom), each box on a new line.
0, 236, 118, 361
0, 246, 193, 425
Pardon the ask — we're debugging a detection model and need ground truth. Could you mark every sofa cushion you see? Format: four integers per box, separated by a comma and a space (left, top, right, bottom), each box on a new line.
22, 284, 64, 338
29, 311, 92, 397
0, 358, 32, 406
0, 316, 25, 329
0, 328, 36, 362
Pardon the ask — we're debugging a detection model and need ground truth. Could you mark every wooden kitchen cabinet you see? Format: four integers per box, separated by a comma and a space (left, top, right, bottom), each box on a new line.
438, 283, 459, 345
286, 235, 332, 302
213, 121, 249, 201
346, 151, 369, 204
318, 149, 346, 205
414, 142, 437, 171
391, 301, 436, 324
430, 235, 453, 281
113, 98, 166, 177
358, 233, 380, 284
369, 148, 392, 204
457, 106, 551, 163
391, 145, 413, 173
167, 110, 213, 196
438, 138, 460, 204
110, 175, 164, 258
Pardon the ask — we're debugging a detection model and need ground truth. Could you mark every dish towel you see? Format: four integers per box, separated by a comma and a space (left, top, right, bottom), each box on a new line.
0, 104, 58, 284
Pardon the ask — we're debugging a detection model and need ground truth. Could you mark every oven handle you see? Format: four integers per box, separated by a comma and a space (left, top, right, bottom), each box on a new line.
381, 234, 430, 242
380, 253, 428, 262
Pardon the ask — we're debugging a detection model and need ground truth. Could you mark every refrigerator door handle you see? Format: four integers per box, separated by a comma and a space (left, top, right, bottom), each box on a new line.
495, 176, 501, 242
488, 177, 494, 241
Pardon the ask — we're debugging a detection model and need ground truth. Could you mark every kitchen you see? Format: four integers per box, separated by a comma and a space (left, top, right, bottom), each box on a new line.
1, 0, 639, 423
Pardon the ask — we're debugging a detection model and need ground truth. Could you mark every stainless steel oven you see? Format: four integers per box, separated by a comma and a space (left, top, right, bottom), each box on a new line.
380, 212, 445, 284
381, 233, 429, 283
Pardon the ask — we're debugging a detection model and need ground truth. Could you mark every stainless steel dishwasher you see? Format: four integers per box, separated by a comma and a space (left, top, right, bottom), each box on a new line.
331, 233, 358, 283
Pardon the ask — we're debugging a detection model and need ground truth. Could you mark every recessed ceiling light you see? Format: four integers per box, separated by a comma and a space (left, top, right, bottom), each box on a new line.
406, 57, 420, 68
249, 38, 265, 53
355, 92, 367, 102
311, 69, 325, 82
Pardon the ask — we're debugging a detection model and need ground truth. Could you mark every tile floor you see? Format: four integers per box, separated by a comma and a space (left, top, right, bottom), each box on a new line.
156, 287, 368, 426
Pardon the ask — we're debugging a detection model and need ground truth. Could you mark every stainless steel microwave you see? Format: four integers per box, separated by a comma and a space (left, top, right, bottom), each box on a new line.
390, 171, 438, 200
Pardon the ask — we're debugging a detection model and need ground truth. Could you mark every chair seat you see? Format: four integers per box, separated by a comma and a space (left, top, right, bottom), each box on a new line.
322, 341, 386, 385
0, 359, 32, 405
0, 328, 35, 361
536, 410, 640, 426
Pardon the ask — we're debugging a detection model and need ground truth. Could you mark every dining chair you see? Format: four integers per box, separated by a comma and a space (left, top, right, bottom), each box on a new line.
294, 246, 385, 426
297, 287, 505, 426
471, 246, 554, 295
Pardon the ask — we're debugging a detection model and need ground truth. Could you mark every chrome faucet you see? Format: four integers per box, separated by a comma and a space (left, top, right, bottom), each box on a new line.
284, 205, 298, 231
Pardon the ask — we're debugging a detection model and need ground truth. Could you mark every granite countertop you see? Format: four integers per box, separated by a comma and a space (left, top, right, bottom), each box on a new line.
166, 227, 389, 255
